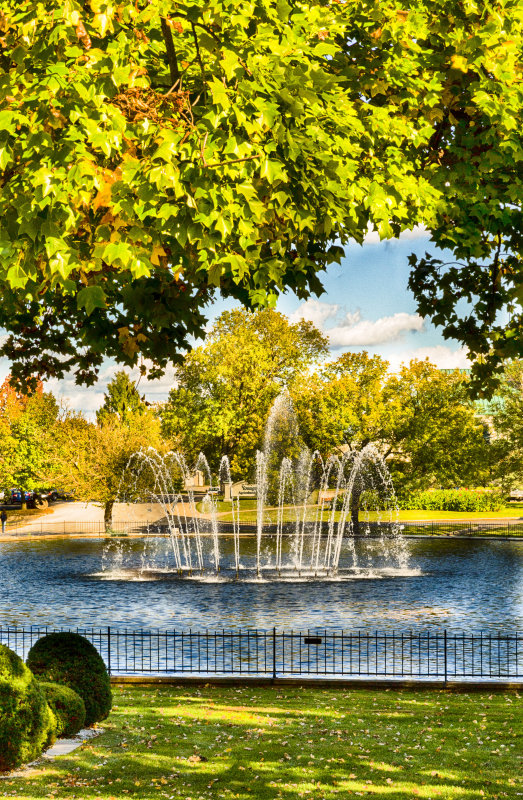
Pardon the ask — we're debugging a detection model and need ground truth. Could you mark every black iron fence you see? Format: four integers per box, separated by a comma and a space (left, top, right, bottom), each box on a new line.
400, 520, 523, 537
3, 519, 523, 537
1, 626, 521, 682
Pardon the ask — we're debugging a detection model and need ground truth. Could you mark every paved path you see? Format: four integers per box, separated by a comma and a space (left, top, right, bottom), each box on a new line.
4, 501, 169, 536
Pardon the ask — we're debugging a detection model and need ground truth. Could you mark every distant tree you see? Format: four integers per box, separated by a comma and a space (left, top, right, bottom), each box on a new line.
293, 353, 488, 498
490, 360, 523, 493
0, 377, 59, 503
0, 375, 44, 418
50, 409, 164, 530
96, 371, 146, 426
160, 308, 328, 477
383, 362, 490, 495
292, 353, 391, 459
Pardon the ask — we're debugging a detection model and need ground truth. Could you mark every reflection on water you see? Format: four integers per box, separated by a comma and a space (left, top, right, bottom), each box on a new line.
0, 537, 521, 632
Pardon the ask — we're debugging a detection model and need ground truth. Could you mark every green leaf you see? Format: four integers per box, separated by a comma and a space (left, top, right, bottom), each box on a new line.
77, 286, 107, 316
259, 159, 287, 184
208, 264, 222, 286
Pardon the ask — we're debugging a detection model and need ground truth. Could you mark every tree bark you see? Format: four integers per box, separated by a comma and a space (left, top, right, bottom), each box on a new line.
104, 499, 114, 532
160, 18, 180, 86
350, 486, 361, 537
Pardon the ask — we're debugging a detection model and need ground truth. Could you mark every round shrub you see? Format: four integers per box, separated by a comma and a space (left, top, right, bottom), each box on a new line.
27, 633, 111, 726
39, 682, 86, 737
0, 644, 56, 772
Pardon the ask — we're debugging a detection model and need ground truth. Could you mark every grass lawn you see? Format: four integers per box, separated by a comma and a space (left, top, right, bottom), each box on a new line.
212, 505, 523, 525
5, 685, 521, 799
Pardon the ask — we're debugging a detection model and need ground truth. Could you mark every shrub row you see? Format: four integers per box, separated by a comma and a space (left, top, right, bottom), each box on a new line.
0, 647, 56, 772
399, 488, 505, 512
0, 632, 112, 772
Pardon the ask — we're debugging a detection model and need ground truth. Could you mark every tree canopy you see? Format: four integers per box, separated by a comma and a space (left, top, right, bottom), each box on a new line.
489, 360, 523, 491
49, 407, 164, 527
0, 376, 59, 493
1, 0, 522, 388
160, 307, 328, 475
292, 353, 489, 496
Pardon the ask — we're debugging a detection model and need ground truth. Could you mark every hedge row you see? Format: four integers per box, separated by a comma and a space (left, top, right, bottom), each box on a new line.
399, 488, 505, 512
0, 632, 112, 772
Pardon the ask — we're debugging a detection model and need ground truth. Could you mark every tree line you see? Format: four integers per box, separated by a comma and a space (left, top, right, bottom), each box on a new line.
1, 308, 523, 527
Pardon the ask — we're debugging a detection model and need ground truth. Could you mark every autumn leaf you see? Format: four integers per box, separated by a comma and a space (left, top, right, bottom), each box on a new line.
150, 244, 167, 266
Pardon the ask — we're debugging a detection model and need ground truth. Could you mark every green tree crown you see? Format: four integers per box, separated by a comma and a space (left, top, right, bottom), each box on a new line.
1, 1, 522, 389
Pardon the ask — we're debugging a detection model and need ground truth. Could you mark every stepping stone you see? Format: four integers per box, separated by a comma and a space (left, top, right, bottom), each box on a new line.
42, 727, 103, 760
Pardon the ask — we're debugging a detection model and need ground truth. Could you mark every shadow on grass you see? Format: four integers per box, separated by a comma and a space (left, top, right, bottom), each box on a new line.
5, 686, 521, 799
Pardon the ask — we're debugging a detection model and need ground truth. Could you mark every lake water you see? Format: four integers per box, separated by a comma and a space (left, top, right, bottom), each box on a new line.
0, 537, 522, 632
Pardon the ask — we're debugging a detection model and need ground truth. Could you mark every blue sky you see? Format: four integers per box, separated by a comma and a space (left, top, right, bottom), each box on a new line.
1, 228, 469, 416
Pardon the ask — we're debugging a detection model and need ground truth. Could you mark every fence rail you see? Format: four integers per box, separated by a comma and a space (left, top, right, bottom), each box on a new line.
3, 518, 523, 537
1, 626, 521, 682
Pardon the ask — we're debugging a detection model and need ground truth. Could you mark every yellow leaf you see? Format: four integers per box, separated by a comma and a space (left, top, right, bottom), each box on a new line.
93, 184, 112, 212
150, 244, 167, 266
93, 167, 122, 211
93, 12, 111, 37
451, 54, 468, 72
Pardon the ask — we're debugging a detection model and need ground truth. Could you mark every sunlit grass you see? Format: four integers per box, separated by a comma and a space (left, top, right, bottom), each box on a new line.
4, 685, 521, 799
213, 504, 523, 526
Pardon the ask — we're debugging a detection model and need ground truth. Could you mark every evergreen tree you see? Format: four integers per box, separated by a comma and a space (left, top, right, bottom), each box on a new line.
96, 371, 145, 426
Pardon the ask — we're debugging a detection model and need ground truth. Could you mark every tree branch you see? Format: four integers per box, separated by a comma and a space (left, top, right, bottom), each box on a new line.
191, 23, 206, 83
160, 17, 180, 85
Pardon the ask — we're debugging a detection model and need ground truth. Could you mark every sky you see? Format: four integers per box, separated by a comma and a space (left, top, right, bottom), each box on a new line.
0, 228, 470, 417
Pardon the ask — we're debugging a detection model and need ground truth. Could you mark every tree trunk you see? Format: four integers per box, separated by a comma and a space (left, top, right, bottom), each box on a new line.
104, 499, 114, 532
350, 487, 361, 537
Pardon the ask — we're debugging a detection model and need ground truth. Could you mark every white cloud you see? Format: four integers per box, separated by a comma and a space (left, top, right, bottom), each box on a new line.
290, 300, 424, 347
386, 345, 470, 372
289, 298, 340, 328
329, 311, 424, 347
332, 311, 423, 347
46, 361, 179, 418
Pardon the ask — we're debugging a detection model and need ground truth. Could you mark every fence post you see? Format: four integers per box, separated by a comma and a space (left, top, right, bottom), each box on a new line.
443, 629, 447, 686
272, 627, 277, 680
107, 626, 111, 675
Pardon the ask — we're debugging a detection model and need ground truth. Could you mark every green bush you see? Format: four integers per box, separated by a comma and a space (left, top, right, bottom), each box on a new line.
27, 633, 112, 726
0, 644, 56, 772
39, 682, 86, 737
400, 488, 504, 512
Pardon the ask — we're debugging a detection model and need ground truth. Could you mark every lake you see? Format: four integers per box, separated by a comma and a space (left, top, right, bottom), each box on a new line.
0, 536, 521, 632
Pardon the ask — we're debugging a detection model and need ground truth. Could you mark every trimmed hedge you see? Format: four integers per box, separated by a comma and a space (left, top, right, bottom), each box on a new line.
39, 682, 86, 737
27, 633, 111, 726
0, 644, 56, 772
400, 488, 504, 512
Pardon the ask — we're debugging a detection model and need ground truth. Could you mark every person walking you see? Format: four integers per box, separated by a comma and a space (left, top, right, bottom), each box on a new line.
1, 509, 6, 535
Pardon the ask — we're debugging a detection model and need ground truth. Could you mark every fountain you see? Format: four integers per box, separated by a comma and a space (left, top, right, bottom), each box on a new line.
103, 394, 410, 581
